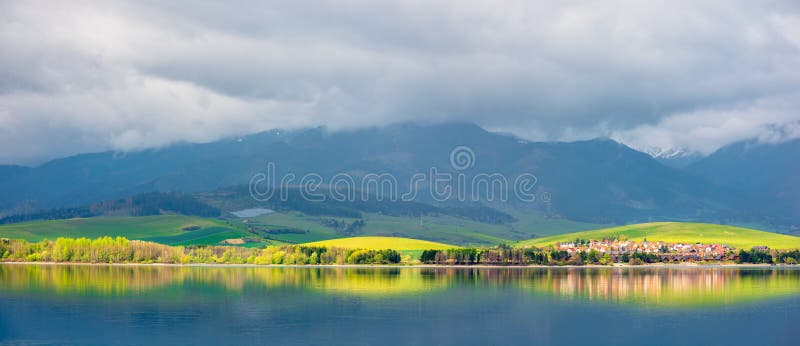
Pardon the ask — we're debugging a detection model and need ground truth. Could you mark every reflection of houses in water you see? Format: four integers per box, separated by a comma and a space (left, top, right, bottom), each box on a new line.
542, 269, 800, 305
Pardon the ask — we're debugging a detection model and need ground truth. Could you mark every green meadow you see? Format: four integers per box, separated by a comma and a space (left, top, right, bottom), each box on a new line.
2, 215, 798, 251
0, 215, 257, 246
299, 236, 456, 258
300, 236, 455, 250
518, 222, 800, 250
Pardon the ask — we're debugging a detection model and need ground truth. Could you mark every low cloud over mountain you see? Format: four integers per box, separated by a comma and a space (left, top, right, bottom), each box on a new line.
2, 1, 800, 164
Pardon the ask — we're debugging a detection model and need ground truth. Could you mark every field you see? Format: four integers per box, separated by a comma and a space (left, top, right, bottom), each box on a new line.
0, 200, 609, 247
518, 222, 800, 250
0, 215, 261, 246
301, 236, 455, 250
241, 210, 606, 246
141, 227, 252, 246
4, 214, 795, 251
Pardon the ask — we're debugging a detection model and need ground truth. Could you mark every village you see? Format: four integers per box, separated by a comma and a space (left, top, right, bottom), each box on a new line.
556, 239, 739, 262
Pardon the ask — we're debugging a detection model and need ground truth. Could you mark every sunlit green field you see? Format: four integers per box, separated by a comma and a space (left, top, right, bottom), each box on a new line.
301, 236, 455, 250
298, 236, 457, 258
0, 215, 254, 246
518, 222, 800, 249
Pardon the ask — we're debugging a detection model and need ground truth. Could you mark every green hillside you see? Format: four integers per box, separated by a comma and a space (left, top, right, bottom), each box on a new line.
238, 210, 605, 246
0, 209, 606, 248
518, 222, 800, 250
300, 236, 455, 251
0, 215, 262, 246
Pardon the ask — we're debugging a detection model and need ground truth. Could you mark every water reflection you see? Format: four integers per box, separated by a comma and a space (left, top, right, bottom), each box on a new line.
1, 264, 799, 308
516, 268, 800, 307
0, 264, 452, 297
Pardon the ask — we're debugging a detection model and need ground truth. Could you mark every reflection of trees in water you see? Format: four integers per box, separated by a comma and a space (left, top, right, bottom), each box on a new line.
0, 265, 180, 295
2, 265, 799, 305
0, 265, 454, 296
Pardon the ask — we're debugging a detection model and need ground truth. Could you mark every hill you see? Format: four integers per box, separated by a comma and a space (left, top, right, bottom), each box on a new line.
232, 208, 605, 247
517, 222, 800, 250
0, 122, 751, 226
0, 206, 607, 248
300, 236, 455, 250
0, 215, 264, 246
0, 192, 221, 224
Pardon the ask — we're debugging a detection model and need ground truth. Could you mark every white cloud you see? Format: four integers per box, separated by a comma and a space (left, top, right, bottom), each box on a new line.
1, 0, 799, 163
612, 94, 800, 154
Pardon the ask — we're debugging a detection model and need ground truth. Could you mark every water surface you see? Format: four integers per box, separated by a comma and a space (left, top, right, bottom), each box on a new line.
1, 264, 798, 345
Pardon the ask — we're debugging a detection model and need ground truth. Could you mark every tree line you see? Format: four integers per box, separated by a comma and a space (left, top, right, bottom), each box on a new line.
419, 246, 616, 265
736, 248, 800, 264
3, 237, 800, 265
0, 237, 404, 265
418, 246, 800, 265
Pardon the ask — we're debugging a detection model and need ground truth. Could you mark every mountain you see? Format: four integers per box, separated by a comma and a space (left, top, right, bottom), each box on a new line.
641, 146, 703, 168
0, 129, 291, 211
0, 165, 30, 183
690, 139, 800, 227
521, 138, 736, 223
0, 122, 771, 225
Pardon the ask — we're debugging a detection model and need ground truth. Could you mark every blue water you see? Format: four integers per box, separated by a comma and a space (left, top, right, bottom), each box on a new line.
0, 265, 798, 345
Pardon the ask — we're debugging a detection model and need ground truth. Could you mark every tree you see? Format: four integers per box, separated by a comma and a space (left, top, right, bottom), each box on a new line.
420, 250, 439, 263
737, 249, 751, 264
600, 253, 611, 265
588, 250, 600, 264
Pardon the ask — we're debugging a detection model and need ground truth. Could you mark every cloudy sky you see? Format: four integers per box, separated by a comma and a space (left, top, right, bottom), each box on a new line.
1, 0, 799, 164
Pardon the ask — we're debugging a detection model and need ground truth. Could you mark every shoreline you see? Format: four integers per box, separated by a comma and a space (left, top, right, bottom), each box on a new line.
0, 261, 793, 269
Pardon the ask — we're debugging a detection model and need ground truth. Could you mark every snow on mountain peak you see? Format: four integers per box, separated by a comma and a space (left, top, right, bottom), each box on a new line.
642, 146, 693, 159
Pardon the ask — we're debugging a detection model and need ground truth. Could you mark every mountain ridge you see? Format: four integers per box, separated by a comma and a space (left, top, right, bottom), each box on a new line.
0, 122, 794, 227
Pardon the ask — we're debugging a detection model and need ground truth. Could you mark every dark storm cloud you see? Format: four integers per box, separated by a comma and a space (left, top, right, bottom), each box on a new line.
1, 0, 800, 164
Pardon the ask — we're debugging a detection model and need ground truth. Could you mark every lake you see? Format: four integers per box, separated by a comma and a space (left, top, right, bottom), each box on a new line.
1, 264, 798, 345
